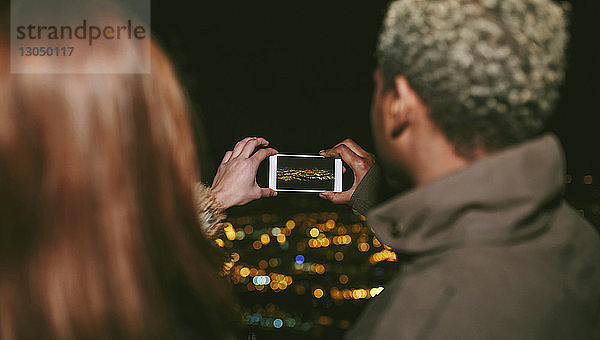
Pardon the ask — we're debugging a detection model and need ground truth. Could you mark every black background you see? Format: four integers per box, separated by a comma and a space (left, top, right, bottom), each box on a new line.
152, 0, 599, 184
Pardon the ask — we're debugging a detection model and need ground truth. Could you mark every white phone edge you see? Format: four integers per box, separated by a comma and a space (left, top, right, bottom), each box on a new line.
334, 158, 343, 192
269, 155, 277, 191
268, 154, 342, 193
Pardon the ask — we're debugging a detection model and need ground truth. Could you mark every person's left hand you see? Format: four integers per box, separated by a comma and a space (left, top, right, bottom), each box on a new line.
319, 138, 375, 204
211, 137, 278, 209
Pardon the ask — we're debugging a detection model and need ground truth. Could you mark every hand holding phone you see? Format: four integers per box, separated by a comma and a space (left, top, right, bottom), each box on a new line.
318, 139, 375, 203
211, 137, 278, 209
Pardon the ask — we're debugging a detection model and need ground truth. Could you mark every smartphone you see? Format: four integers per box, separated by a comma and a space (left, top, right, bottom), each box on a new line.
269, 154, 342, 193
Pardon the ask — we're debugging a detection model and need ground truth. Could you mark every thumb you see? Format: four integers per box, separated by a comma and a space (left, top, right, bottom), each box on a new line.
259, 188, 278, 198
319, 190, 352, 204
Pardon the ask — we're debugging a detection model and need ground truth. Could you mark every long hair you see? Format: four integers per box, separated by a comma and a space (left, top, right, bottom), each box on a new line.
0, 7, 236, 340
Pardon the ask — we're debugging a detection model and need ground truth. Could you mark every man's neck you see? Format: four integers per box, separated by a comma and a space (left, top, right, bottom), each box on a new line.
411, 138, 486, 186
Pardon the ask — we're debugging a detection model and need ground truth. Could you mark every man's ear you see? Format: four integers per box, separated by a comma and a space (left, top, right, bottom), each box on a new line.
388, 75, 413, 138
390, 76, 428, 138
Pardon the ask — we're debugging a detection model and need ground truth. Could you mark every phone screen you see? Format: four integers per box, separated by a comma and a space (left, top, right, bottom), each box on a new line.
276, 156, 335, 191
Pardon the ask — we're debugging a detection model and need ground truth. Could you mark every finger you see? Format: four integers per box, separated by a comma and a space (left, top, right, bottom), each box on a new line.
319, 190, 352, 204
240, 137, 268, 158
259, 188, 278, 198
251, 147, 278, 164
320, 145, 361, 168
231, 137, 256, 158
221, 151, 233, 164
342, 165, 347, 174
335, 139, 370, 158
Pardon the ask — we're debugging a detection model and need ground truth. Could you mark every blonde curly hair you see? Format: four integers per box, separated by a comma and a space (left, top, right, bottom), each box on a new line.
377, 0, 569, 156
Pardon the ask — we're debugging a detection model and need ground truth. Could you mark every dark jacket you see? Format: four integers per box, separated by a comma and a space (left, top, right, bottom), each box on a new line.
345, 134, 600, 339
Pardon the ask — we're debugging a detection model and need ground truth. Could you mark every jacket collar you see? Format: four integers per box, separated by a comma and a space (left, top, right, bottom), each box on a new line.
367, 134, 566, 254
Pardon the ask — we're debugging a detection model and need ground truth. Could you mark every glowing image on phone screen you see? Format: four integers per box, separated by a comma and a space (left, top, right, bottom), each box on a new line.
276, 157, 335, 191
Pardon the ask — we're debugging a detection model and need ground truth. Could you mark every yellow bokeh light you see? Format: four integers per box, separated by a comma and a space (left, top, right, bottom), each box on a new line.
224, 223, 236, 241
258, 260, 268, 269
373, 237, 381, 247
223, 261, 234, 273
369, 249, 397, 264
277, 234, 286, 243
231, 252, 240, 262
352, 289, 368, 299
358, 243, 370, 252
330, 287, 342, 300
215, 238, 225, 247
584, 175, 593, 185
370, 287, 385, 297
339, 274, 349, 284
334, 251, 344, 261
239, 267, 250, 277
286, 220, 296, 229
313, 288, 324, 298
252, 241, 262, 250
249, 268, 258, 277
309, 228, 320, 238
325, 219, 335, 230
244, 224, 254, 234
314, 264, 326, 274
333, 235, 352, 245
260, 234, 270, 245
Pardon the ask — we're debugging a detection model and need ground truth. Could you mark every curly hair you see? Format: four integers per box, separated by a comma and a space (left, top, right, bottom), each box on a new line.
377, 0, 569, 156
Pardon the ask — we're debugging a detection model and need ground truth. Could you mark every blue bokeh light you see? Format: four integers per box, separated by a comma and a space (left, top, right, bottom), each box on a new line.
273, 318, 284, 329
295, 255, 305, 264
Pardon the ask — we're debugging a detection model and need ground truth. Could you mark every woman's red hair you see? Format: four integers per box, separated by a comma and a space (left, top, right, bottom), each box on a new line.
0, 7, 236, 339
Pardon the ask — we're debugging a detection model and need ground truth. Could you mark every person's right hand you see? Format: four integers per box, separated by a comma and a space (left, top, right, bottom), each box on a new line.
318, 139, 375, 204
211, 137, 278, 209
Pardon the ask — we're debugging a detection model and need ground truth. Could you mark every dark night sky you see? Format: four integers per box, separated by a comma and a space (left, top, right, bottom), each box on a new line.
152, 1, 600, 182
